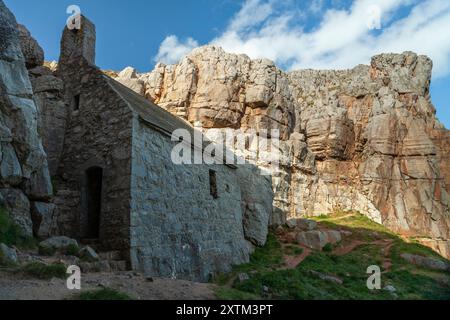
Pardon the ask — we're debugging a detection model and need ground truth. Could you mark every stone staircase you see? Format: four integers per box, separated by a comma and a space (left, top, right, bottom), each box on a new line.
79, 240, 129, 273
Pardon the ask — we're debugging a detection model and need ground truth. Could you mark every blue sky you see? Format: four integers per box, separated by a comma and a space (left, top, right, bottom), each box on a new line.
4, 0, 449, 128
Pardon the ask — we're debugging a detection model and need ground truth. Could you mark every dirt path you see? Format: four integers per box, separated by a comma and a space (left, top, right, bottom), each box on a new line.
0, 271, 216, 300
281, 247, 312, 270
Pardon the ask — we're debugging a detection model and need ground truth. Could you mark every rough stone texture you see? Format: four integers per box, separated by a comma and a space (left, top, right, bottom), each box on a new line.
30, 202, 56, 238
54, 53, 133, 252
400, 253, 450, 272
79, 246, 99, 262
29, 71, 67, 176
17, 24, 44, 69
124, 46, 450, 258
39, 236, 78, 251
0, 0, 53, 210
0, 243, 18, 264
0, 188, 32, 236
131, 120, 257, 281
295, 230, 342, 250
116, 67, 145, 96
287, 218, 318, 231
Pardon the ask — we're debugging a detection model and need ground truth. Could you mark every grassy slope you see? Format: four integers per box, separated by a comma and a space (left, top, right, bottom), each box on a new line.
214, 212, 450, 300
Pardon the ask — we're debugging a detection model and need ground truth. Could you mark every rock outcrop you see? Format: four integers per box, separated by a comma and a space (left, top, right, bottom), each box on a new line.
0, 0, 53, 236
115, 46, 450, 258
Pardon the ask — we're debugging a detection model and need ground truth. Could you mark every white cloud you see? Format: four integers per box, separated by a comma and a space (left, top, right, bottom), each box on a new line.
154, 35, 199, 64
154, 0, 450, 79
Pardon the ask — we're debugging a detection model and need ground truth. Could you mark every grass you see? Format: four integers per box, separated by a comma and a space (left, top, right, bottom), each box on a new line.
284, 245, 304, 256
21, 262, 67, 280
0, 208, 37, 250
38, 243, 79, 257
215, 211, 450, 300
65, 244, 80, 256
212, 233, 283, 286
79, 288, 132, 300
38, 245, 56, 256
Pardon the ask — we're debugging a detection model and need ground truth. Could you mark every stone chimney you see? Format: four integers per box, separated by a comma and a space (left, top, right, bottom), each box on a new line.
59, 15, 96, 67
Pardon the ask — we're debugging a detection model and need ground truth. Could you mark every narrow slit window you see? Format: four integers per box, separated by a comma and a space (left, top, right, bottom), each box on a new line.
209, 170, 218, 199
74, 94, 80, 111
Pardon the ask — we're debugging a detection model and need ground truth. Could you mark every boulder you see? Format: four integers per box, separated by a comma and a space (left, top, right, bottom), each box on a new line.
309, 270, 343, 285
0, 243, 18, 265
116, 67, 145, 96
79, 246, 99, 262
30, 202, 56, 238
400, 253, 450, 272
383, 285, 397, 293
297, 219, 318, 231
240, 166, 273, 246
296, 230, 342, 250
238, 273, 250, 282
39, 236, 78, 252
0, 188, 32, 236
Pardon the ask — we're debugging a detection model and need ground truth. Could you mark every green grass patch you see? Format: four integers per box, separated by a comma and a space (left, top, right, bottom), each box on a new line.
21, 262, 67, 280
284, 245, 304, 256
214, 214, 450, 300
390, 240, 450, 273
385, 269, 450, 300
79, 288, 132, 300
0, 207, 37, 249
38, 245, 56, 256
215, 287, 260, 300
65, 244, 80, 256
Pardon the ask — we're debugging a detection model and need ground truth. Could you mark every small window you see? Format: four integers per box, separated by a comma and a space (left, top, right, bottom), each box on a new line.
209, 170, 218, 199
73, 94, 80, 111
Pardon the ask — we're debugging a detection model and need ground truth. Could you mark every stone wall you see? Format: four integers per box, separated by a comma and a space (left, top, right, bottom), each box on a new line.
130, 118, 255, 281
53, 56, 133, 252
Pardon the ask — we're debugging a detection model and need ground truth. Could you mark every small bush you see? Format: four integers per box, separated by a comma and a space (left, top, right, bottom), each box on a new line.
79, 288, 132, 300
322, 243, 333, 252
65, 244, 80, 256
22, 262, 67, 279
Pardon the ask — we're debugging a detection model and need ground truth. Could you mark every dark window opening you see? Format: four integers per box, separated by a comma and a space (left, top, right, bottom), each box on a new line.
85, 167, 102, 239
73, 94, 80, 111
209, 170, 218, 199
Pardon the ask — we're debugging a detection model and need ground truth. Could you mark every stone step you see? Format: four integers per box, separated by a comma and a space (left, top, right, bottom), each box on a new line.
79, 260, 128, 273
110, 260, 128, 272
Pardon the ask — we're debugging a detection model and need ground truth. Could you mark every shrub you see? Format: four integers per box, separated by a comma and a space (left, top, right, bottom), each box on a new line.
79, 288, 132, 300
22, 262, 67, 279
322, 243, 333, 252
65, 244, 80, 256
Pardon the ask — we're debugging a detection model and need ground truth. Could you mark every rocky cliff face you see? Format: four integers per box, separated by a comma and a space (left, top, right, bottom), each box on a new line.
116, 46, 450, 258
0, 0, 53, 237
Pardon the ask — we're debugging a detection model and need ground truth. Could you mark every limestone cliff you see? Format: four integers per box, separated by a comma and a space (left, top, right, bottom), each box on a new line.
0, 0, 53, 237
116, 46, 450, 258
